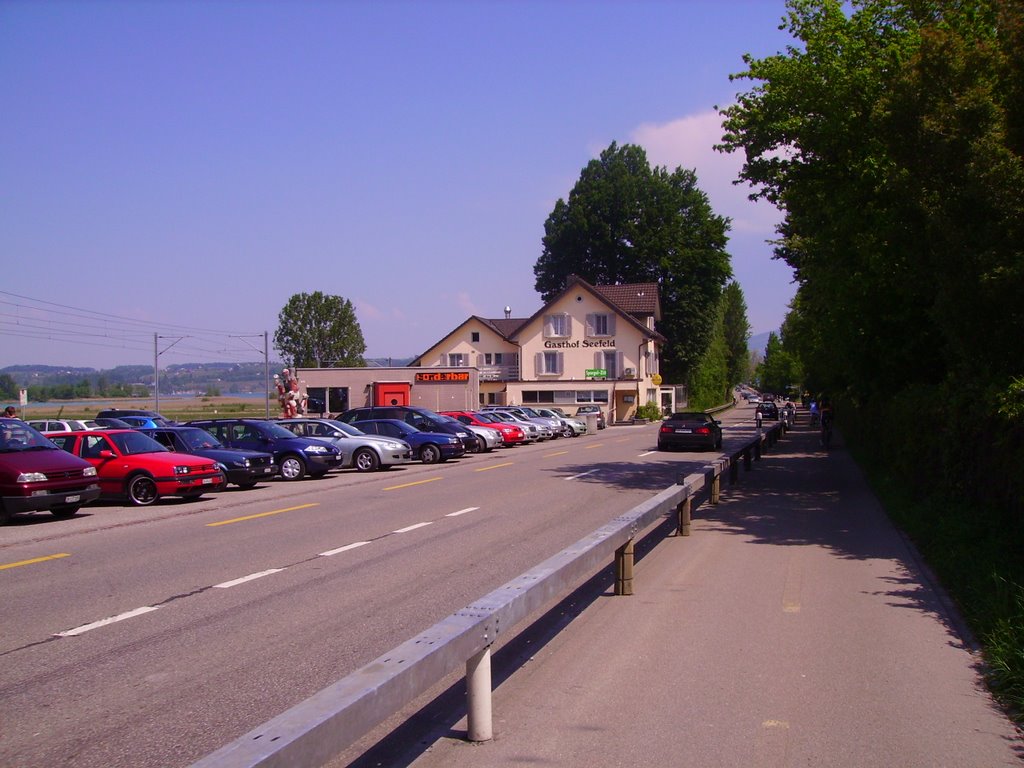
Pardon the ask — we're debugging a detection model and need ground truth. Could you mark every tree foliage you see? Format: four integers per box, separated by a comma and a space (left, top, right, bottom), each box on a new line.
721, 281, 752, 386
687, 299, 731, 410
719, 0, 1024, 713
533, 142, 733, 384
274, 292, 366, 369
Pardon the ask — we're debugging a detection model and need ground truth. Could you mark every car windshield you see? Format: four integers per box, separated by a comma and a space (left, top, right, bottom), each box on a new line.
326, 419, 364, 437
109, 431, 169, 455
178, 428, 224, 450
436, 415, 461, 425
264, 423, 301, 439
0, 420, 60, 452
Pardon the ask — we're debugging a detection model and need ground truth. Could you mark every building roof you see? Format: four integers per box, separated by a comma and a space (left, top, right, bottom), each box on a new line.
593, 281, 660, 316
412, 275, 665, 365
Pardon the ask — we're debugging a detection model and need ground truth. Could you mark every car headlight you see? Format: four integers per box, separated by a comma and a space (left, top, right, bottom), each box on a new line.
382, 441, 403, 450
304, 445, 328, 454
17, 471, 48, 483
83, 466, 97, 477
174, 465, 192, 475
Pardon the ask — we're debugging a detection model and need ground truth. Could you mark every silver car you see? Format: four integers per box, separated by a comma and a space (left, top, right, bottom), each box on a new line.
486, 410, 554, 441
277, 418, 413, 472
536, 407, 587, 437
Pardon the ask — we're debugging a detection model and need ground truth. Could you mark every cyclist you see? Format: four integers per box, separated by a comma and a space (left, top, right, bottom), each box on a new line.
819, 399, 834, 447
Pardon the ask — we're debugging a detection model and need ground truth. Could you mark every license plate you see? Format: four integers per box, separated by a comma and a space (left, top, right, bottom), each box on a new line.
202, 477, 214, 484
677, 428, 692, 434
65, 494, 80, 503
260, 467, 272, 474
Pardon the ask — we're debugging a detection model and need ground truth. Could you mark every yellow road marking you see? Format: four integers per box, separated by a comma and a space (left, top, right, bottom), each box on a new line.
585, 443, 604, 449
0, 552, 70, 571
206, 503, 319, 527
545, 450, 569, 457
383, 476, 443, 491
475, 462, 514, 472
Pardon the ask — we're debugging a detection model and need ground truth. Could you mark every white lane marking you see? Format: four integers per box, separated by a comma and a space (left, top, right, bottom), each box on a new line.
214, 568, 284, 589
57, 606, 161, 637
564, 470, 597, 481
446, 507, 479, 517
639, 450, 657, 457
394, 522, 433, 533
320, 541, 372, 557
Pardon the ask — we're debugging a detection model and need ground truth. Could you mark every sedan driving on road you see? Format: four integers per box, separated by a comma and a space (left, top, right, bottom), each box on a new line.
657, 412, 723, 452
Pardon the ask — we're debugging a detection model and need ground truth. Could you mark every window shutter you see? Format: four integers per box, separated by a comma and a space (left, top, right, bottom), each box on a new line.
595, 351, 604, 369
556, 352, 564, 375
543, 315, 553, 338
585, 314, 595, 336
607, 315, 616, 335
535, 352, 544, 376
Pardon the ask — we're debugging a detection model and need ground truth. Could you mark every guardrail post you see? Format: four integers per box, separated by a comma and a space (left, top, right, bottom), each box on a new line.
710, 472, 721, 505
615, 539, 635, 595
466, 646, 493, 742
744, 447, 752, 471
729, 457, 739, 485
677, 496, 692, 536
754, 438, 762, 461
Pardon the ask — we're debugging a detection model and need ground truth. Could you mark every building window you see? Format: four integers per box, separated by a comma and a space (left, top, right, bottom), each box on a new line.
471, 332, 480, 342
448, 353, 469, 367
544, 313, 571, 338
535, 351, 563, 375
586, 313, 615, 337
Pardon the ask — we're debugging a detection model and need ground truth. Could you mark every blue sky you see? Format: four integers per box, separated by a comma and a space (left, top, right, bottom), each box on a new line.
1, 0, 796, 370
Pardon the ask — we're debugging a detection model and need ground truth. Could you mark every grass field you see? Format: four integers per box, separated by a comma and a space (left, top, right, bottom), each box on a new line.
14, 395, 279, 423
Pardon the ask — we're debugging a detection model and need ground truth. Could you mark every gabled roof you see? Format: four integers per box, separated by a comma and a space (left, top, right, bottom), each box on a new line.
502, 274, 665, 344
411, 275, 665, 365
593, 281, 660, 317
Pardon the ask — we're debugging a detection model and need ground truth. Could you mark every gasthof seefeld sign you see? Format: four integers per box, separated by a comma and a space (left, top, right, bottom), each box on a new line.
543, 338, 617, 348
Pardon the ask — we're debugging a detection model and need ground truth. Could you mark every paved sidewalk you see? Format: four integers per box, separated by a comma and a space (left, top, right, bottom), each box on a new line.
407, 419, 1023, 767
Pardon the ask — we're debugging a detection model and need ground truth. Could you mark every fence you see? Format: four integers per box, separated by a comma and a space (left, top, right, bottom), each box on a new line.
191, 420, 787, 768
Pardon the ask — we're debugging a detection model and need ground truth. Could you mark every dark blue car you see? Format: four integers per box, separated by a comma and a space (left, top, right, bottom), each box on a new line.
141, 426, 277, 488
353, 419, 465, 464
186, 418, 343, 481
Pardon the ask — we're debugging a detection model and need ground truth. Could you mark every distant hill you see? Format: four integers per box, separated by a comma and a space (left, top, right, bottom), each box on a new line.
748, 331, 776, 354
1, 358, 417, 396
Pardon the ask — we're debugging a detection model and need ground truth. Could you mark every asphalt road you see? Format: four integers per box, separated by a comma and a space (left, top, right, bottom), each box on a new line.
0, 408, 757, 768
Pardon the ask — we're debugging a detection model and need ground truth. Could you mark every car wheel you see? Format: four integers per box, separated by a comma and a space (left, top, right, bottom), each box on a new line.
50, 505, 80, 519
419, 444, 441, 464
127, 474, 159, 506
279, 454, 306, 481
353, 448, 380, 472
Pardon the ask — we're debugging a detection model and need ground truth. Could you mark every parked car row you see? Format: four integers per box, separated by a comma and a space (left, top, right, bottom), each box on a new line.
2, 403, 607, 524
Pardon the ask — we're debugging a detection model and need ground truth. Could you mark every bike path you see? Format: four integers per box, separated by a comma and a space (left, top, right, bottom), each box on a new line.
407, 418, 1023, 767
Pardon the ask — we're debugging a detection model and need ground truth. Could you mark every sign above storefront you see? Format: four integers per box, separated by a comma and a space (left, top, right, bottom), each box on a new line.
415, 371, 470, 383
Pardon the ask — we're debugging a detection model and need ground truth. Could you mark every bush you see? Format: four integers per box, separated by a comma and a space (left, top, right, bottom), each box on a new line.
635, 402, 662, 421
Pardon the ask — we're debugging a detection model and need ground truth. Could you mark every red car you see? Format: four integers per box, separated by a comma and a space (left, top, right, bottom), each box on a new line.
440, 411, 527, 446
48, 429, 224, 506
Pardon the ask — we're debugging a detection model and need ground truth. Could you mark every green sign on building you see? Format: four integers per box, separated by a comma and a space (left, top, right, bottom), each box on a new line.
585, 368, 608, 378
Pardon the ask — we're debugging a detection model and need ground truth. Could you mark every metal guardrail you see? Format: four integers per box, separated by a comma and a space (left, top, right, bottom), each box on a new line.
191, 421, 786, 768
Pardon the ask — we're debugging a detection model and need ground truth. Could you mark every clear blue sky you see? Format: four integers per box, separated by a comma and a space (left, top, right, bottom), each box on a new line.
1, 0, 796, 370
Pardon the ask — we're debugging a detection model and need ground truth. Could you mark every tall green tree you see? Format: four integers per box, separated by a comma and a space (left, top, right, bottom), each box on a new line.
721, 281, 751, 386
687, 299, 731, 409
274, 291, 366, 369
0, 373, 17, 400
533, 142, 733, 384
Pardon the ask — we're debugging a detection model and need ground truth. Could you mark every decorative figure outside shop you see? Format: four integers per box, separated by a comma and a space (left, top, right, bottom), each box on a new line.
274, 368, 305, 418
